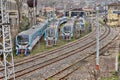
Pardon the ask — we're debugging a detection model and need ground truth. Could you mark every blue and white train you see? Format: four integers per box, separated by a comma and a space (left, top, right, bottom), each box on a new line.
61, 18, 75, 40
74, 17, 85, 38
75, 17, 85, 32
57, 17, 67, 25
15, 20, 49, 56
44, 25, 58, 47
79, 17, 85, 29
44, 17, 67, 47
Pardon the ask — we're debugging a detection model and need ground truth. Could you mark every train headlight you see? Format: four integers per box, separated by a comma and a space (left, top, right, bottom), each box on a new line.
28, 47, 32, 51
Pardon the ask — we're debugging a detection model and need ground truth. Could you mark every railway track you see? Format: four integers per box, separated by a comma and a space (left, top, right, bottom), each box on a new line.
45, 26, 117, 80
59, 37, 117, 80
13, 25, 108, 79
0, 25, 96, 68
0, 25, 107, 79
0, 24, 115, 80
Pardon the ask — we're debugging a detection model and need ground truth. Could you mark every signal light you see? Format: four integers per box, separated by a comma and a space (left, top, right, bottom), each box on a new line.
27, 0, 37, 8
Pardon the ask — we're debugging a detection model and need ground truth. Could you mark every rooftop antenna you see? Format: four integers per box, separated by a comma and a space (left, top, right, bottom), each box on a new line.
0, 0, 15, 79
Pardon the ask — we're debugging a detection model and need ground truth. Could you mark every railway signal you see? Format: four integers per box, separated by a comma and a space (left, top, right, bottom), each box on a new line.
27, 0, 37, 8
103, 17, 107, 24
0, 0, 15, 79
27, 0, 37, 26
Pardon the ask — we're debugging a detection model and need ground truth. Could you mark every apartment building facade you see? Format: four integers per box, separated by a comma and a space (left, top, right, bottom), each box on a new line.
107, 3, 120, 26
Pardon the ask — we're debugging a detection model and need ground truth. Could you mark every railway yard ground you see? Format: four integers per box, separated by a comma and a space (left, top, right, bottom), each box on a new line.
65, 49, 118, 80
11, 25, 119, 80
1, 0, 120, 80
0, 20, 119, 80
18, 50, 118, 80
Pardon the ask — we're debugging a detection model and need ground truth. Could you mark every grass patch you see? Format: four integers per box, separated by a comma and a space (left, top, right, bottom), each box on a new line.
101, 76, 118, 80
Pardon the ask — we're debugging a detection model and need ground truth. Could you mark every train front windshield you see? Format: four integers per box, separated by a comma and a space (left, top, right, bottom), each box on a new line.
17, 35, 29, 45
46, 28, 55, 37
64, 26, 71, 33
81, 24, 84, 30
76, 23, 81, 29
80, 19, 83, 23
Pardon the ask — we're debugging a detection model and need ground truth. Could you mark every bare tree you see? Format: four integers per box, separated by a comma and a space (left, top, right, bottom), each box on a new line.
15, 0, 23, 30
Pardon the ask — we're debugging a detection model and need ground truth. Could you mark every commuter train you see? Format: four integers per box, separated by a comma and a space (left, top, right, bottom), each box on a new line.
75, 17, 85, 38
44, 17, 67, 47
58, 17, 67, 25
79, 17, 85, 25
15, 20, 49, 56
44, 25, 58, 47
78, 17, 85, 31
61, 18, 75, 40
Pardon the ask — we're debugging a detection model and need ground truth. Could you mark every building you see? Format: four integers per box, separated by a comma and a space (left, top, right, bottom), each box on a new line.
107, 3, 120, 26
40, 6, 56, 18
7, 0, 18, 26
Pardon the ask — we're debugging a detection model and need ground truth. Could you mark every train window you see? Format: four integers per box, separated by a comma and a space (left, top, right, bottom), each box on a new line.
17, 35, 29, 45
64, 26, 71, 33
76, 23, 81, 29
80, 19, 83, 23
81, 24, 84, 30
46, 28, 55, 37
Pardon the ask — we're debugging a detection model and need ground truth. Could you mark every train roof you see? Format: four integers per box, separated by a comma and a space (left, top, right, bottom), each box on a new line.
79, 17, 84, 19
64, 19, 74, 26
46, 27, 55, 31
58, 16, 67, 20
49, 19, 58, 26
18, 21, 48, 36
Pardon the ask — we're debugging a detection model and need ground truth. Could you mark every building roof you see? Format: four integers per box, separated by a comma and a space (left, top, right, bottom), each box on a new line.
83, 8, 94, 12
71, 8, 83, 11
108, 3, 120, 6
42, 7, 56, 12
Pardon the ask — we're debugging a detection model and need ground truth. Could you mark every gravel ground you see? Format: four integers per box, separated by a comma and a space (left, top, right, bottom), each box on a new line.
65, 51, 117, 80
19, 51, 117, 80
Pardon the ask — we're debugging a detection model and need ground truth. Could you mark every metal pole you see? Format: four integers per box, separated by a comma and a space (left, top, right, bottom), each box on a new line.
116, 0, 120, 74
0, 0, 15, 79
53, 2, 55, 20
63, 0, 66, 16
95, 1, 100, 71
1, 1, 7, 79
33, 0, 35, 25
117, 1, 120, 79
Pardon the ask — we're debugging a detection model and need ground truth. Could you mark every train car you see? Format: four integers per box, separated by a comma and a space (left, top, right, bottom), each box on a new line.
74, 17, 85, 38
44, 17, 67, 47
61, 18, 75, 40
58, 16, 67, 25
75, 21, 85, 38
79, 17, 85, 25
15, 20, 49, 56
44, 25, 58, 47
